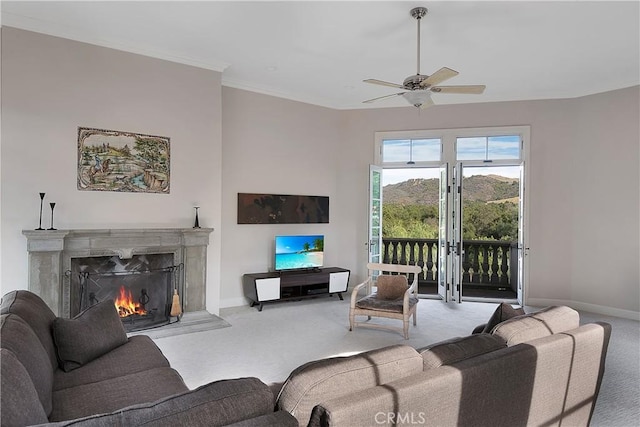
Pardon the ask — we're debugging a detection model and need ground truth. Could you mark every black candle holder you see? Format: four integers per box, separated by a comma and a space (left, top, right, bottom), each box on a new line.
36, 193, 45, 230
193, 206, 201, 229
48, 202, 57, 230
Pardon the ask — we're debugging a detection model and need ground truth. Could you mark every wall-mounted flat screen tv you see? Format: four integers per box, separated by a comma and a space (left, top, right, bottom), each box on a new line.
275, 235, 324, 271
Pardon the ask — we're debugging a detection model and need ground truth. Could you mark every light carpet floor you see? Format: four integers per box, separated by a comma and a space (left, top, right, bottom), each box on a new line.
152, 296, 639, 427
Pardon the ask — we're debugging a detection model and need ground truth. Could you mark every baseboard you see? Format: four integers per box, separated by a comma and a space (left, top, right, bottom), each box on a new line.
527, 298, 640, 321
220, 296, 250, 309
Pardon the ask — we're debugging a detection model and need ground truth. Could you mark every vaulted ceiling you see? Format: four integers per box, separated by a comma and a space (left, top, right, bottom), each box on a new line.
3, 1, 639, 109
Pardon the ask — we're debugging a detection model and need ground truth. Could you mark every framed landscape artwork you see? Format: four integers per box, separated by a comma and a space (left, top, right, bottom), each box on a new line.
77, 127, 170, 193
238, 193, 329, 224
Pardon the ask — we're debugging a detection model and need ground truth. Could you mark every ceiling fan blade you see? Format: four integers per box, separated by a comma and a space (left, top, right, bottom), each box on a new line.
431, 85, 486, 94
363, 79, 405, 89
363, 92, 406, 104
421, 67, 459, 87
419, 96, 435, 109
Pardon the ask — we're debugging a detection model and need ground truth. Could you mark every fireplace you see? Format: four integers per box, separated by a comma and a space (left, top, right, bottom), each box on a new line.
70, 254, 181, 332
22, 228, 213, 321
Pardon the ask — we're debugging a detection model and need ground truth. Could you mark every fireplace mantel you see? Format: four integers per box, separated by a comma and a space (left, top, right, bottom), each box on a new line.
23, 228, 213, 317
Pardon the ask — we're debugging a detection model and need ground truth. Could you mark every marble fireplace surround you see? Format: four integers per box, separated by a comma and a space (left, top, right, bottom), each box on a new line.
22, 228, 213, 317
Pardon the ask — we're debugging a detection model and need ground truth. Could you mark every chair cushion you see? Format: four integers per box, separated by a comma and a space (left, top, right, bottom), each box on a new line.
53, 299, 128, 372
492, 305, 580, 346
375, 275, 408, 300
356, 294, 418, 313
481, 303, 525, 334
276, 344, 423, 426
418, 334, 506, 369
0, 348, 49, 426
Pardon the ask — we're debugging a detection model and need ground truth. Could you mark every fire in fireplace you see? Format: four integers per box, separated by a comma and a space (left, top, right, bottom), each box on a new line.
114, 286, 148, 317
69, 254, 181, 332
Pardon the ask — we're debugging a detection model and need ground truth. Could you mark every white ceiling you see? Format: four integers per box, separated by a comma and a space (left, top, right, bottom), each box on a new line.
2, 1, 639, 110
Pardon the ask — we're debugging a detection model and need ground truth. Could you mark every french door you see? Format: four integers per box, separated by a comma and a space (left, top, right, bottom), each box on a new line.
370, 126, 529, 306
439, 162, 524, 305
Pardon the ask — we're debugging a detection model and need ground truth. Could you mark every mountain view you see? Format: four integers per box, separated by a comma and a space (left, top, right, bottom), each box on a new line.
383, 175, 519, 241
383, 175, 519, 205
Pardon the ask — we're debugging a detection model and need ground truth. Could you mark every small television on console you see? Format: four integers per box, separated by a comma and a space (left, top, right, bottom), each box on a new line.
274, 235, 324, 271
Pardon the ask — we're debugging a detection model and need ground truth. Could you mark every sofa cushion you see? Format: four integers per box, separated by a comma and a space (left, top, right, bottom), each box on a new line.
54, 335, 171, 391
492, 305, 580, 346
276, 344, 423, 426
225, 410, 298, 427
418, 334, 506, 369
53, 299, 128, 372
1, 289, 59, 368
1, 348, 49, 426
49, 377, 271, 426
479, 302, 525, 334
0, 313, 54, 416
50, 366, 188, 422
375, 275, 408, 300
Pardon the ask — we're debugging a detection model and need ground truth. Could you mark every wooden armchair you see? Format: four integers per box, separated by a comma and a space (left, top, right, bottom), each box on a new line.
349, 263, 422, 339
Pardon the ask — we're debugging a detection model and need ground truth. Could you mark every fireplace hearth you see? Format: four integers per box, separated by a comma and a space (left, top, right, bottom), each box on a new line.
23, 228, 213, 319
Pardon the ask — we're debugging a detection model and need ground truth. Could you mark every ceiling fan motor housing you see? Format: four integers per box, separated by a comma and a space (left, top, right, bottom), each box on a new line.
403, 74, 431, 90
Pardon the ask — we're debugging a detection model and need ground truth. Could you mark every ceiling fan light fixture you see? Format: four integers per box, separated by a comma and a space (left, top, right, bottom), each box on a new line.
402, 90, 432, 108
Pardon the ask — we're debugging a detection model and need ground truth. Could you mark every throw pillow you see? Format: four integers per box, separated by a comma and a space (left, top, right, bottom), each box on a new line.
53, 299, 128, 372
376, 275, 408, 300
480, 303, 525, 334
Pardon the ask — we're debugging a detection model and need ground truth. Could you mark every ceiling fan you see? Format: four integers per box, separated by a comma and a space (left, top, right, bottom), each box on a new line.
363, 7, 485, 109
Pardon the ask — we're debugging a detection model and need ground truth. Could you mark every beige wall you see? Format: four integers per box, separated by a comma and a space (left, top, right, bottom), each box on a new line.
1, 28, 223, 314
220, 87, 344, 307
338, 88, 640, 317
2, 28, 638, 319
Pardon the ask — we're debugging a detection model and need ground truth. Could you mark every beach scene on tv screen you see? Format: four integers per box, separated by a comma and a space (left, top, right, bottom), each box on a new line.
275, 235, 324, 270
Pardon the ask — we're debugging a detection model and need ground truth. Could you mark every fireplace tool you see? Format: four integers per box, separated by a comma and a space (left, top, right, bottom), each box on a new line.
170, 288, 182, 319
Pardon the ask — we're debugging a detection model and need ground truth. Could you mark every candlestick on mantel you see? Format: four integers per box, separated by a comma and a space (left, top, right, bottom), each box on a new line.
193, 206, 201, 228
48, 202, 57, 230
36, 193, 45, 230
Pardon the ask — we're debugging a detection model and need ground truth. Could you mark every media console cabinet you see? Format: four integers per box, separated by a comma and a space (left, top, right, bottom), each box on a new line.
242, 267, 350, 311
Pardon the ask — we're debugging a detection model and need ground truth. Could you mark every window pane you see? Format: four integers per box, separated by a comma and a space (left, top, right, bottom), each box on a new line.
382, 138, 441, 163
487, 135, 520, 159
412, 139, 441, 162
371, 200, 381, 227
371, 170, 381, 199
457, 135, 521, 160
457, 137, 487, 160
382, 139, 410, 162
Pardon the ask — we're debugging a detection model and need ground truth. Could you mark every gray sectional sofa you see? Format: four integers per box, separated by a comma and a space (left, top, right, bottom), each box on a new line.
0, 290, 297, 427
1, 290, 611, 427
